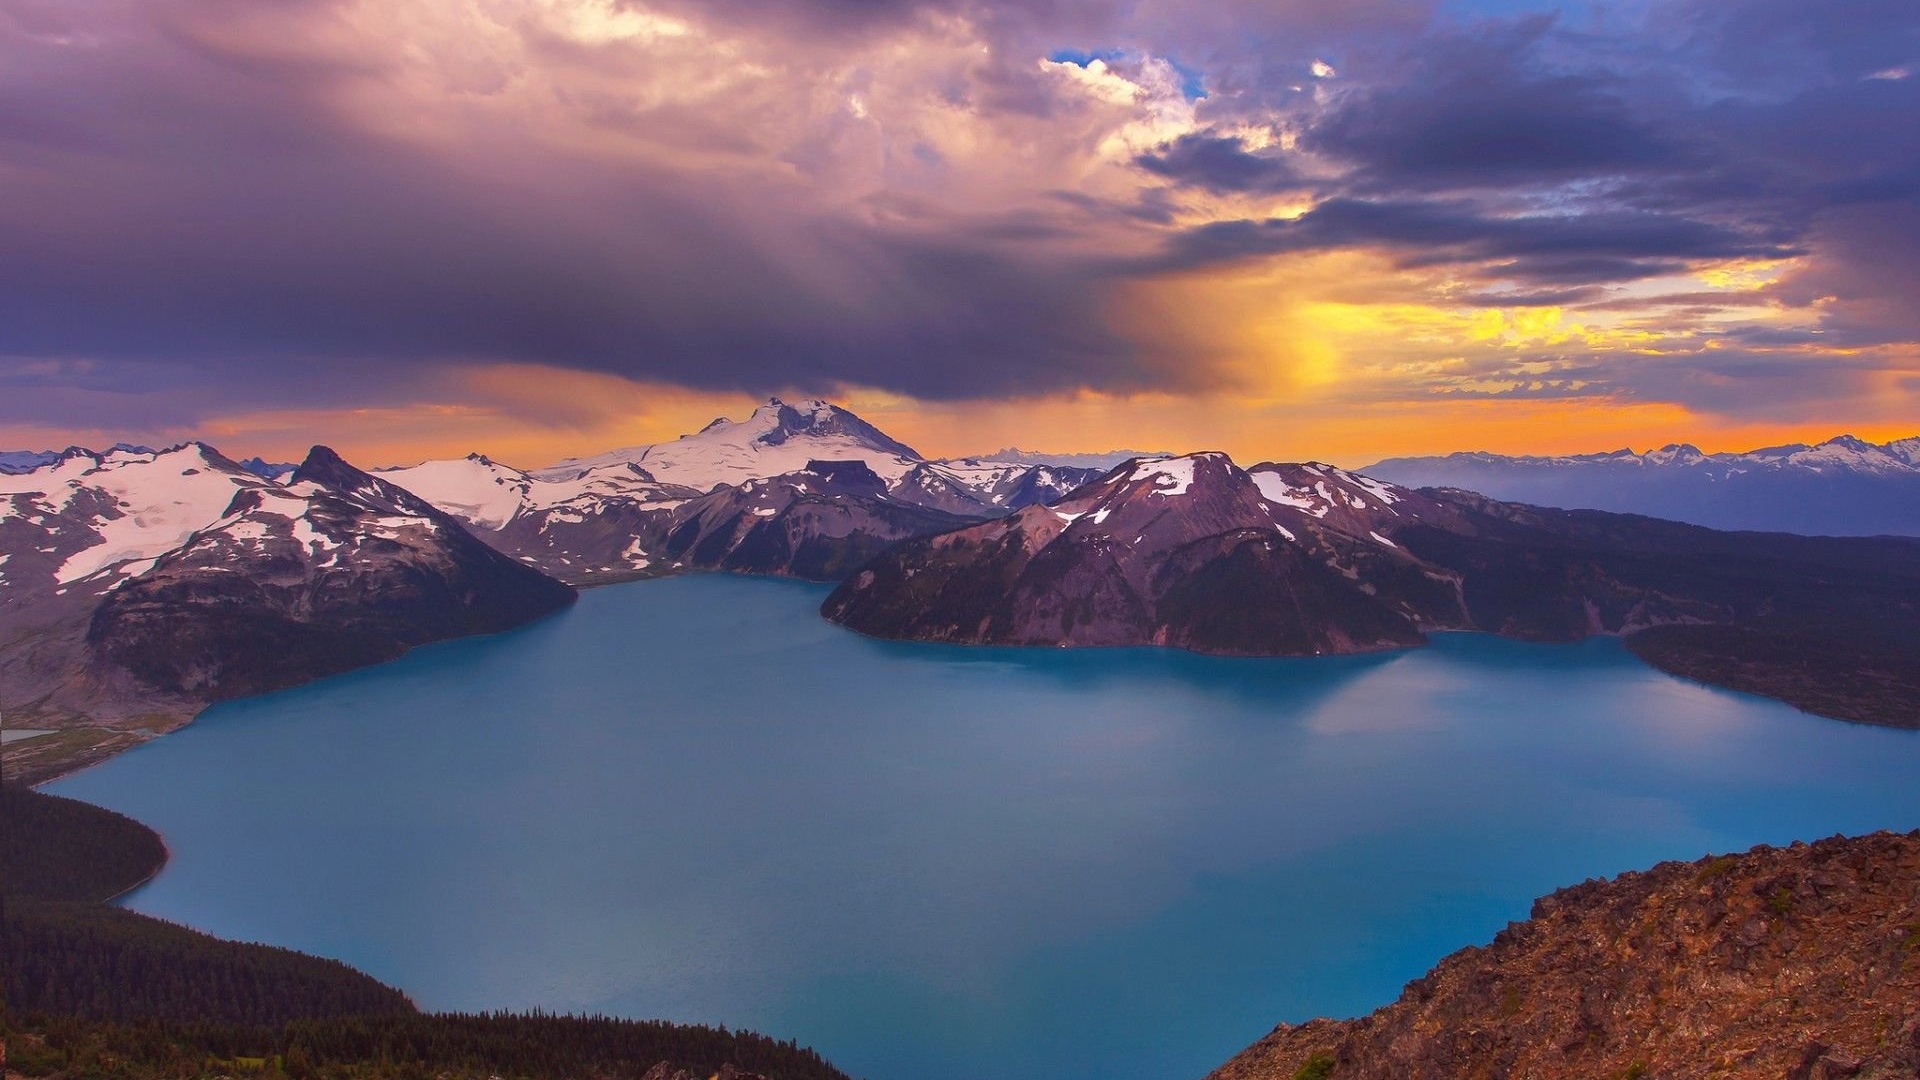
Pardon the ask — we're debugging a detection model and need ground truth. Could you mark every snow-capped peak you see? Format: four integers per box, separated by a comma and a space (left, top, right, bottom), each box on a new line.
532, 398, 924, 491
1644, 443, 1705, 466
1040, 452, 1249, 521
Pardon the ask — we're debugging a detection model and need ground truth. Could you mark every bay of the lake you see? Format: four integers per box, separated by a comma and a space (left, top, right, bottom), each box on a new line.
51, 574, 1920, 1080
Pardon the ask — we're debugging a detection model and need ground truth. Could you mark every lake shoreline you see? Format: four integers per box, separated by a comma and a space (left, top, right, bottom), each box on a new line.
47, 573, 1920, 1080
17, 564, 1917, 791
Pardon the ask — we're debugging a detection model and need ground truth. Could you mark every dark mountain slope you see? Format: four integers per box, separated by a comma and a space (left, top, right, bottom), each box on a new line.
825, 454, 1920, 726
825, 454, 1469, 655
1384, 493, 1920, 723
87, 446, 576, 700
1384, 492, 1920, 642
662, 459, 980, 581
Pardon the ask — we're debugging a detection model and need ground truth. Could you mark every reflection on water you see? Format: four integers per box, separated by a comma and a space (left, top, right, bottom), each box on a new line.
53, 574, 1920, 1080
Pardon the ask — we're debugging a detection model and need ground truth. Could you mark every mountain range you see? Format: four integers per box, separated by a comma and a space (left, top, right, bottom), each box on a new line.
373, 400, 1106, 582
1365, 435, 1920, 535
5, 400, 1919, 782
0, 442, 575, 779
0, 402, 1107, 780
824, 451, 1920, 726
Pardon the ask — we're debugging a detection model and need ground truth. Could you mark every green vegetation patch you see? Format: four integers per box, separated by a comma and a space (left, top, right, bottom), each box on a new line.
1, 1013, 853, 1080
1292, 1051, 1337, 1080
4, 901, 417, 1027
1, 786, 169, 902
0, 781, 854, 1080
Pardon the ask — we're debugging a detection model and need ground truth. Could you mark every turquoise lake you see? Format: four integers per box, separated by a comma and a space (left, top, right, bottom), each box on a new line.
50, 574, 1920, 1080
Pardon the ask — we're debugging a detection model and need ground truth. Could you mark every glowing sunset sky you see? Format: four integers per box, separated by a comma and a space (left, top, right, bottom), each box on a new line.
3, 0, 1917, 467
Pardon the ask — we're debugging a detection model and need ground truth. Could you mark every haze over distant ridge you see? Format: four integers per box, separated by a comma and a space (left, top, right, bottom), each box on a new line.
1366, 434, 1920, 536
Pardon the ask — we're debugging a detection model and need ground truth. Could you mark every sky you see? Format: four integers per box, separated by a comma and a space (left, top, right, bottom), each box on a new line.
2, 0, 1917, 468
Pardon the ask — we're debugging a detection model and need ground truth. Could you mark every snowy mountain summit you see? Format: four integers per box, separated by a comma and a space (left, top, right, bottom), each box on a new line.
379, 399, 1105, 581
536, 399, 923, 490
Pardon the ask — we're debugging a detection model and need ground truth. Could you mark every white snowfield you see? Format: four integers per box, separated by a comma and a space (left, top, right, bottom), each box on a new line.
1040, 452, 1415, 527
1037, 452, 1215, 521
1251, 470, 1322, 515
376, 455, 700, 532
375, 456, 532, 530
0, 444, 270, 584
0, 442, 474, 597
198, 484, 348, 566
1248, 462, 1408, 519
1126, 455, 1199, 496
912, 459, 1091, 506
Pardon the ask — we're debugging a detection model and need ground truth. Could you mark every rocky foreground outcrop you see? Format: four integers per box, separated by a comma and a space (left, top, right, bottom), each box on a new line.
1209, 831, 1920, 1080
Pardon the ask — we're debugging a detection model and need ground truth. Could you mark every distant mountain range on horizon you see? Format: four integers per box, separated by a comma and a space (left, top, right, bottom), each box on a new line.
11, 417, 1917, 536
1365, 434, 1920, 536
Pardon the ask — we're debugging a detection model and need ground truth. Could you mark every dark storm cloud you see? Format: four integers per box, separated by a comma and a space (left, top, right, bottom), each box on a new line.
1660, 0, 1920, 88
4, 0, 1920, 428
1301, 16, 1694, 192
1155, 198, 1797, 283
0, 0, 1162, 428
1454, 286, 1606, 307
1135, 132, 1308, 194
0, 162, 1148, 421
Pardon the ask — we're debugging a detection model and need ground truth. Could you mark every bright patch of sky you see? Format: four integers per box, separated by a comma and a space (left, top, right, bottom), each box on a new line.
1046, 48, 1207, 100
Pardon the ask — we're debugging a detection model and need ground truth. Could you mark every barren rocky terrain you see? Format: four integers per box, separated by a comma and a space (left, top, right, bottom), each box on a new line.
1209, 831, 1920, 1080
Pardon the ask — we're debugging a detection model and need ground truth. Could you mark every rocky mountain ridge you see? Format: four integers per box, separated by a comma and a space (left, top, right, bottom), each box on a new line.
823, 453, 1472, 655
0, 402, 1108, 780
10, 402, 1920, 786
825, 450, 1920, 726
376, 399, 1103, 583
1208, 830, 1920, 1080
0, 443, 575, 782
87, 446, 576, 701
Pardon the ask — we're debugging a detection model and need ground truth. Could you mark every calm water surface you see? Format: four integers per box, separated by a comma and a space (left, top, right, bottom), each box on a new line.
52, 575, 1920, 1080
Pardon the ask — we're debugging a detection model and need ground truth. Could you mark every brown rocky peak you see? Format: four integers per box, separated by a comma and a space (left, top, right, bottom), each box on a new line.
1209, 830, 1920, 1080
